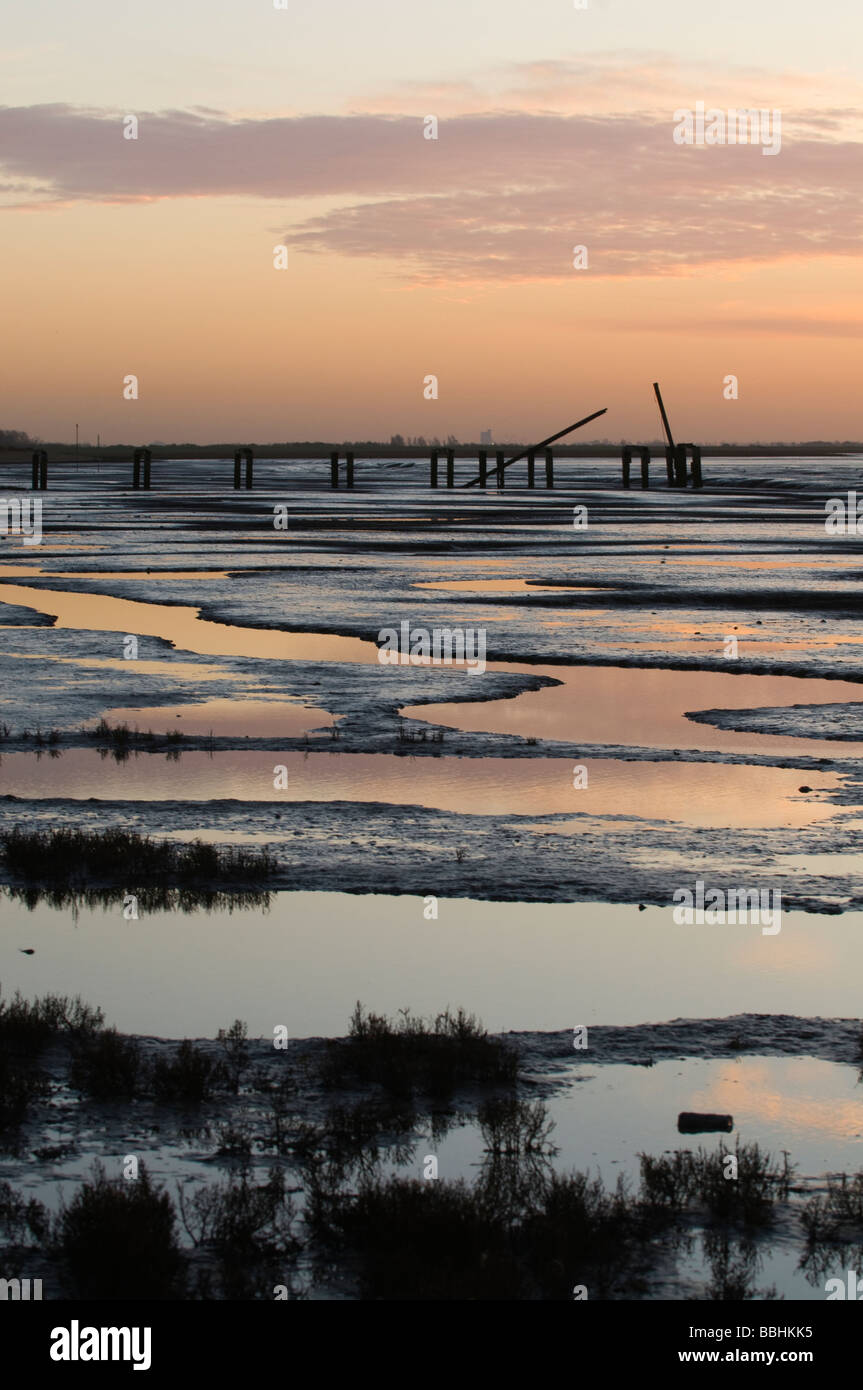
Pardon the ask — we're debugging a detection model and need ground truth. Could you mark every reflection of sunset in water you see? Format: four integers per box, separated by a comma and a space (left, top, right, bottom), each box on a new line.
688, 1058, 863, 1148
406, 663, 863, 758
0, 748, 842, 828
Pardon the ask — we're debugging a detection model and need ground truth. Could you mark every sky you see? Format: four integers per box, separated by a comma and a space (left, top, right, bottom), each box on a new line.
2, 0, 862, 445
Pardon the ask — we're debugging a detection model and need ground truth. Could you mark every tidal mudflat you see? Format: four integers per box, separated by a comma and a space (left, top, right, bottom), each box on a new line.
2, 456, 863, 1299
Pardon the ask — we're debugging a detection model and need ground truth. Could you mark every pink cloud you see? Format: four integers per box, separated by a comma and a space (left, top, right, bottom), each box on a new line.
1, 103, 861, 281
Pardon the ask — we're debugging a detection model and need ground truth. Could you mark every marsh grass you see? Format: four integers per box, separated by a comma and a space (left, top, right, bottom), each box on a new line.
308, 1162, 634, 1300
151, 1040, 226, 1105
321, 1003, 518, 1097
0, 1180, 50, 1247
0, 987, 103, 1129
0, 827, 277, 909
0, 1051, 49, 1130
801, 1171, 863, 1260
0, 987, 103, 1053
177, 1168, 300, 1299
89, 719, 185, 753
69, 1027, 143, 1100
639, 1142, 792, 1227
55, 1162, 185, 1299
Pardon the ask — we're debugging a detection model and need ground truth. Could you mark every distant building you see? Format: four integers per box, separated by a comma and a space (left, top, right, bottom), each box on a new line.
480, 429, 492, 446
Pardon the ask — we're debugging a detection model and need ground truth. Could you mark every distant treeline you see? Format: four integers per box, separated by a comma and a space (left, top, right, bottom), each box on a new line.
2, 435, 863, 459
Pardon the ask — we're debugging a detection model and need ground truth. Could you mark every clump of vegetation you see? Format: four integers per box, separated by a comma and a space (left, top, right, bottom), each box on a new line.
178, 1168, 300, 1299
802, 1171, 863, 1248
69, 1028, 143, 1100
0, 826, 276, 901
0, 987, 104, 1054
639, 1141, 792, 1227
306, 1111, 634, 1301
321, 1003, 519, 1097
0, 1180, 50, 1247
0, 987, 104, 1131
217, 1020, 251, 1094
55, 1162, 185, 1299
0, 1050, 49, 1130
151, 1040, 225, 1105
701, 1229, 776, 1301
395, 721, 444, 745
89, 719, 185, 756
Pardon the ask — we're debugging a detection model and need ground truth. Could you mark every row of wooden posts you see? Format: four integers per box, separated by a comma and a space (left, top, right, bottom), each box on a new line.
29, 444, 703, 490
621, 443, 703, 490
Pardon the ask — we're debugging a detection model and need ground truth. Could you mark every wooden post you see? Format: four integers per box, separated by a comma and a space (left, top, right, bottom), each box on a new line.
430, 450, 438, 487
330, 453, 339, 489
446, 449, 455, 488
527, 452, 535, 488
640, 450, 650, 489
478, 450, 487, 487
245, 450, 253, 490
346, 452, 354, 488
545, 450, 554, 488
143, 450, 151, 490
496, 451, 505, 487
621, 447, 631, 490
689, 446, 703, 489
39, 455, 47, 490
233, 453, 242, 489
653, 382, 676, 453
664, 446, 675, 486
133, 454, 140, 490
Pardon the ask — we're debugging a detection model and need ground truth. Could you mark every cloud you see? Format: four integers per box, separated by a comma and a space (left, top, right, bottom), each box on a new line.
1, 101, 862, 281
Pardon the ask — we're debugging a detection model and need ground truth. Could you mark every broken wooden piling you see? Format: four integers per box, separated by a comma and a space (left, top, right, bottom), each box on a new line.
446, 449, 455, 488
429, 450, 438, 487
463, 409, 607, 488
621, 445, 651, 489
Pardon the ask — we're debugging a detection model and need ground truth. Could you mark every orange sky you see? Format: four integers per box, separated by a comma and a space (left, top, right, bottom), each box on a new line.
3, 15, 863, 443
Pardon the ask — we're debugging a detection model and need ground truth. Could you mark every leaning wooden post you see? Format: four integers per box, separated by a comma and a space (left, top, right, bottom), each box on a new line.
430, 450, 438, 487
545, 449, 554, 488
330, 452, 339, 488
345, 452, 355, 488
446, 449, 455, 488
244, 450, 253, 490
233, 452, 242, 489
39, 454, 47, 490
495, 451, 505, 487
527, 452, 535, 488
478, 450, 487, 487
